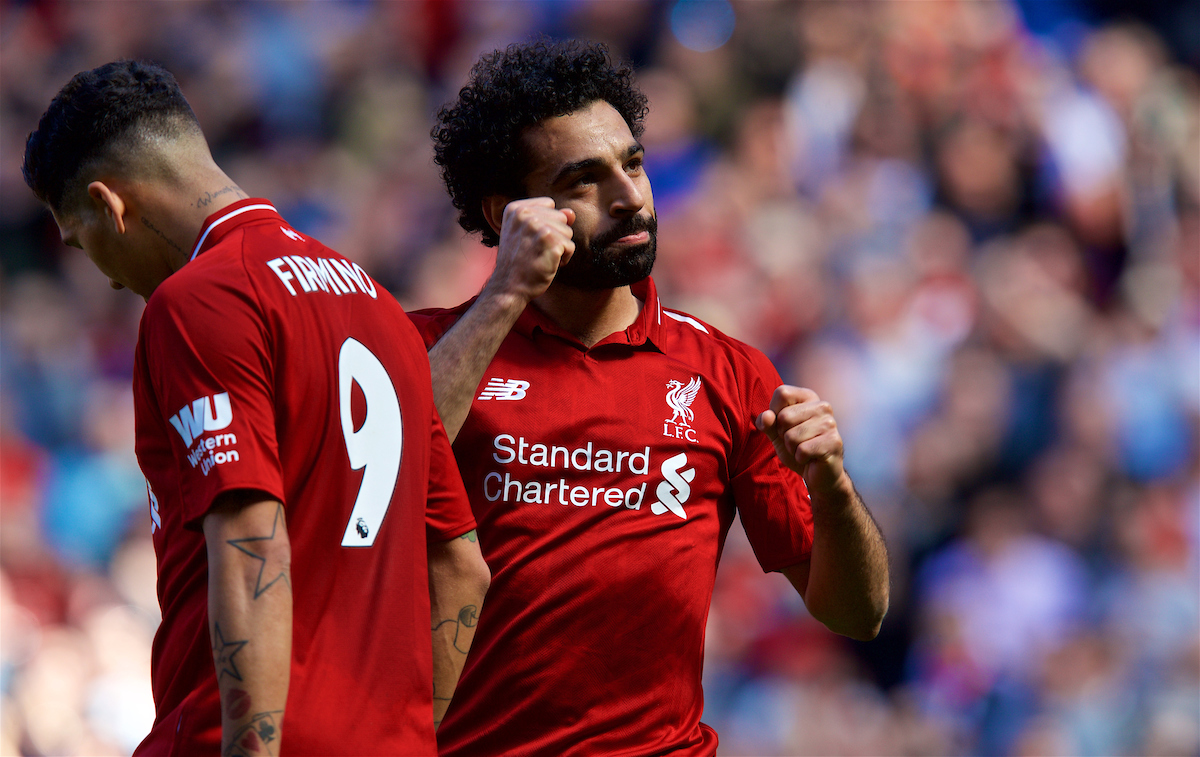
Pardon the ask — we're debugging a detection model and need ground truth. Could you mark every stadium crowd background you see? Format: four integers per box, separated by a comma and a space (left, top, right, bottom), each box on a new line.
1, 1, 1197, 754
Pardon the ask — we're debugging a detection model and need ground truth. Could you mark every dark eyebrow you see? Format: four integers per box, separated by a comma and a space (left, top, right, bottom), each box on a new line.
551, 142, 644, 187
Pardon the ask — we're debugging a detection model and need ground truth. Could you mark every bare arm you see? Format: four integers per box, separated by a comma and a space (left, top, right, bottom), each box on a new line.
778, 480, 889, 640
429, 529, 490, 728
203, 491, 292, 756
428, 291, 529, 441
757, 386, 889, 640
429, 198, 574, 440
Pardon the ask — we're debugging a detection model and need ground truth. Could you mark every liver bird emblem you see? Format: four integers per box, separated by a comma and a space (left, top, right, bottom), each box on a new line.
665, 377, 703, 426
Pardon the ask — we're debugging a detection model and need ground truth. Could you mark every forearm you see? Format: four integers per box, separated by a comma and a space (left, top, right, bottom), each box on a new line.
428, 530, 490, 728
428, 289, 527, 441
789, 474, 889, 640
205, 497, 293, 756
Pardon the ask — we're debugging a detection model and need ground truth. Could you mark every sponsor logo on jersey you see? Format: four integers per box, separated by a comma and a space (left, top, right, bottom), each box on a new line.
652, 453, 693, 519
147, 483, 161, 534
280, 226, 304, 242
663, 377, 702, 443
169, 392, 241, 476
170, 392, 232, 448
477, 378, 530, 401
481, 433, 696, 521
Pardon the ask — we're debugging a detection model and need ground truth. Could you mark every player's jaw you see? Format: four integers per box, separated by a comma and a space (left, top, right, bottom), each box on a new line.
555, 213, 657, 291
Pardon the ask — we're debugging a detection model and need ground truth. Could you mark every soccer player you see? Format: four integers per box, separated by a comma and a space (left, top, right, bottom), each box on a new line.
22, 60, 490, 756
410, 40, 891, 756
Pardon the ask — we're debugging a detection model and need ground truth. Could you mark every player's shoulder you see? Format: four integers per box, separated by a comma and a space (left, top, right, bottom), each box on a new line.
654, 303, 785, 411
406, 298, 477, 348
146, 231, 258, 311
143, 222, 311, 331
409, 298, 475, 324
140, 261, 258, 358
145, 256, 227, 319
656, 304, 776, 377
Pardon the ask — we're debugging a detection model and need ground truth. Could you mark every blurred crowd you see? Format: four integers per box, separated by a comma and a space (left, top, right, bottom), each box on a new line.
2, 1, 1197, 755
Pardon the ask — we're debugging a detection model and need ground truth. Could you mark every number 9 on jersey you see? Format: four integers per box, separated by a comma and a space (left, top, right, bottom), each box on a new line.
338, 338, 403, 547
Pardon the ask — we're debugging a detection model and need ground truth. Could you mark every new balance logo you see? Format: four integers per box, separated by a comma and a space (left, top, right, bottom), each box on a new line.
477, 378, 530, 401
169, 392, 233, 448
280, 226, 304, 242
652, 452, 694, 520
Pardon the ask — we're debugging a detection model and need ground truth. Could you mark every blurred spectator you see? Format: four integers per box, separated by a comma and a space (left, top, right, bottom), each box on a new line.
2, 1, 1197, 754
910, 488, 1090, 754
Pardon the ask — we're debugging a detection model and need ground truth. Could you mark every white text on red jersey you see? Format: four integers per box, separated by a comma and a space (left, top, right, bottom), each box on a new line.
266, 255, 379, 299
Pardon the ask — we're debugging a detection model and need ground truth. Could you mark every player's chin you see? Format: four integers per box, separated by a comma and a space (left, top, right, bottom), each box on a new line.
557, 244, 656, 290
606, 243, 656, 285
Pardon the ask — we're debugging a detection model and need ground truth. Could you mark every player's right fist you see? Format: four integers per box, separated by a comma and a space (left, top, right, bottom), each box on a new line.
487, 197, 575, 303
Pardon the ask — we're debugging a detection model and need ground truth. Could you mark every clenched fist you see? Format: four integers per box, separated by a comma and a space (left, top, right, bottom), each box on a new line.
756, 385, 849, 497
484, 197, 575, 305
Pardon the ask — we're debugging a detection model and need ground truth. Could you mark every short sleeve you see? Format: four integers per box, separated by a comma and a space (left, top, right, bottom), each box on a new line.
425, 409, 477, 541
729, 348, 814, 573
142, 269, 285, 529
407, 300, 474, 350
406, 311, 447, 350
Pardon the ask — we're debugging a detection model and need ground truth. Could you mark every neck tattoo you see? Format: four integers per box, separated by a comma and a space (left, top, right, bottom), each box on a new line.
141, 215, 183, 254
195, 185, 247, 209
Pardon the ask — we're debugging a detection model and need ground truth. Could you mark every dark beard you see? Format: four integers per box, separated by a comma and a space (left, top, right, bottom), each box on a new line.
554, 214, 657, 291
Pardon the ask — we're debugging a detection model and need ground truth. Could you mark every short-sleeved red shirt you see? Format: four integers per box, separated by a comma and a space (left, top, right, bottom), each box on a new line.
132, 199, 475, 756
409, 277, 813, 757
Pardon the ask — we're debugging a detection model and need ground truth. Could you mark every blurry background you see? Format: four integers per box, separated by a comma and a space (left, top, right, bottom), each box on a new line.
1, 1, 1197, 754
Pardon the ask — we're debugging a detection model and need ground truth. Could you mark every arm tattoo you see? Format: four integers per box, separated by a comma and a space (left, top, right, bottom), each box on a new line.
433, 604, 479, 655
432, 604, 479, 716
227, 504, 291, 599
140, 216, 183, 254
212, 623, 249, 682
458, 529, 478, 543
196, 185, 248, 209
224, 710, 283, 756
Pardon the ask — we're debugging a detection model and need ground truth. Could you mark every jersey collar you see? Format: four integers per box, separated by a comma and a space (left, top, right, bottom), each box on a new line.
190, 198, 281, 261
512, 276, 665, 352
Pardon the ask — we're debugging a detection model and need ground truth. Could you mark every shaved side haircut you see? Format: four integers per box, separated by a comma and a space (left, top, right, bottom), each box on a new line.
23, 59, 200, 213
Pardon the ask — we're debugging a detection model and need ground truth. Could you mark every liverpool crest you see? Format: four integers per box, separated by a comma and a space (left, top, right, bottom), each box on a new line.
663, 376, 702, 442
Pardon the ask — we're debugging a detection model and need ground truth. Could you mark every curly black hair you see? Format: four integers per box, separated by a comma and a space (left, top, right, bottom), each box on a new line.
432, 39, 649, 247
23, 59, 198, 212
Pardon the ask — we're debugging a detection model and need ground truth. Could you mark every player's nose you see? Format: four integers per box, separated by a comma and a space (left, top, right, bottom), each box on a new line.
609, 171, 645, 216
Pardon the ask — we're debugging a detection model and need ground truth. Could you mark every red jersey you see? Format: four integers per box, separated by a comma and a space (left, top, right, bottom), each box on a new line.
133, 199, 475, 756
409, 277, 813, 757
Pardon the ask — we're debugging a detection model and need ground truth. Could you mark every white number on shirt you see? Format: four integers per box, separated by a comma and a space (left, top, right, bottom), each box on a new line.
338, 338, 403, 547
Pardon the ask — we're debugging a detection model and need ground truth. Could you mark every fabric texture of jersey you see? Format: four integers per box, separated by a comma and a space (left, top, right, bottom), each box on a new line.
409, 276, 813, 757
133, 198, 475, 756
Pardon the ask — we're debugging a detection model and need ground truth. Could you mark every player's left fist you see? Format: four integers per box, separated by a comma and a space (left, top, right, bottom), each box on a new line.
755, 385, 848, 497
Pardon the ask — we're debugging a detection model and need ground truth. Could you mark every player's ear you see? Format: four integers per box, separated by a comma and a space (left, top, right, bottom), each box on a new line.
481, 195, 509, 238
87, 181, 128, 235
